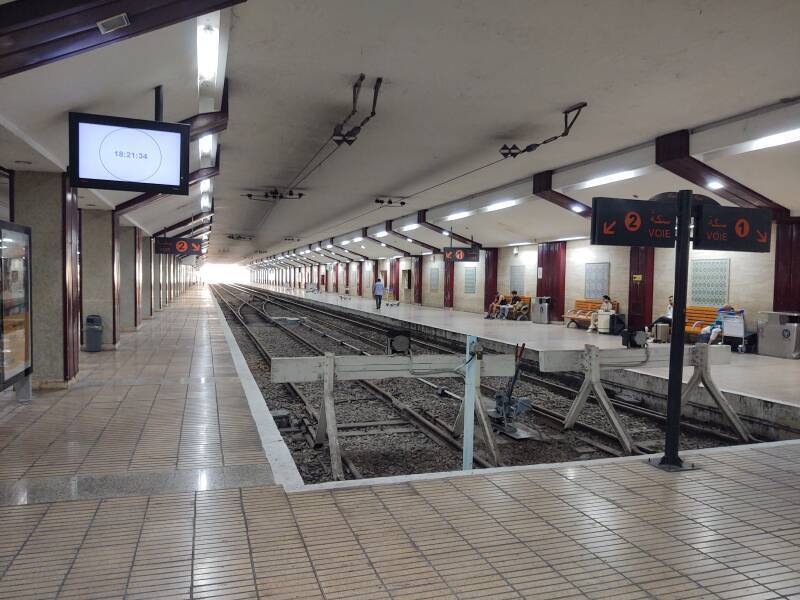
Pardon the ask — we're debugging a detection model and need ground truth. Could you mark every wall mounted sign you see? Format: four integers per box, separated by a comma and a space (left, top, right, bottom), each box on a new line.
155, 237, 203, 255
591, 197, 677, 247
444, 247, 480, 262
693, 205, 772, 252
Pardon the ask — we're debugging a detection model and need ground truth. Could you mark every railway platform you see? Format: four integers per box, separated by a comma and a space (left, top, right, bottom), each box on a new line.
1, 284, 800, 598
254, 285, 800, 440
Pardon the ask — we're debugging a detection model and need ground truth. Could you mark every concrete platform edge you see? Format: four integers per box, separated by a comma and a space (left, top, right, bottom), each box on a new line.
212, 293, 305, 491
297, 438, 800, 493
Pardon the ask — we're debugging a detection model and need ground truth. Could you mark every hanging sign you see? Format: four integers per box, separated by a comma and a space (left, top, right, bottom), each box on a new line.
155, 237, 203, 255
693, 205, 771, 252
444, 247, 480, 262
591, 197, 677, 247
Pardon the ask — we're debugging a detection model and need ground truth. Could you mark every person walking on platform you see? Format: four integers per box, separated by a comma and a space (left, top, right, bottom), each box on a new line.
373, 278, 384, 309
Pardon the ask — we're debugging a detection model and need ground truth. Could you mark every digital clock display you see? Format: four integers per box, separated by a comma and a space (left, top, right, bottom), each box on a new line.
77, 122, 182, 186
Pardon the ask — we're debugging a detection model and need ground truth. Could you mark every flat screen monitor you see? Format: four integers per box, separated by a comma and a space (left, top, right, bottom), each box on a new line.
69, 112, 190, 195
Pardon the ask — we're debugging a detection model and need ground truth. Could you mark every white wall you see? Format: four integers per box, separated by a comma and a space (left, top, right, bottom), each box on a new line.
565, 240, 630, 315
497, 246, 539, 297
453, 250, 485, 314
422, 254, 445, 307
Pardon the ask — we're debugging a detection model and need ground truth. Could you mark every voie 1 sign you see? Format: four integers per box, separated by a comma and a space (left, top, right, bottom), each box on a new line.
156, 237, 204, 256
444, 247, 480, 262
69, 112, 190, 195
693, 205, 772, 252
591, 197, 677, 247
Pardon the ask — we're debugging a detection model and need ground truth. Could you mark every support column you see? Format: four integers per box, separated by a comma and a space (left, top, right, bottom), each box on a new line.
119, 226, 140, 332
153, 247, 163, 311
13, 171, 80, 383
413, 256, 423, 304
537, 241, 566, 321
81, 209, 119, 348
444, 260, 454, 308
483, 247, 498, 312
142, 235, 153, 318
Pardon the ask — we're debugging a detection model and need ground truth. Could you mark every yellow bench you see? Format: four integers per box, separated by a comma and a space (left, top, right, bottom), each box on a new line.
502, 295, 532, 320
564, 299, 620, 328
685, 306, 719, 336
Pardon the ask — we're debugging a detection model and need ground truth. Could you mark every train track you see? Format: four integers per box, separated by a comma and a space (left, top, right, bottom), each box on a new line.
212, 284, 494, 481
236, 284, 747, 452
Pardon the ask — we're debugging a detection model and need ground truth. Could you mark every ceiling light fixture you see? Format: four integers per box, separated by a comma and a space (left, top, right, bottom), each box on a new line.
422, 251, 433, 255
198, 134, 212, 159
707, 180, 725, 190
200, 179, 211, 193
406, 238, 413, 242
341, 240, 350, 245
197, 24, 219, 83
374, 231, 388, 238
483, 199, 517, 212
444, 210, 472, 221
200, 192, 212, 212
750, 127, 800, 151
381, 243, 387, 247
326, 244, 333, 248
315, 246, 322, 251
360, 245, 366, 249
352, 236, 363, 242
570, 205, 585, 213
442, 231, 450, 236
582, 170, 638, 188
498, 102, 587, 158
506, 242, 532, 247
400, 223, 419, 232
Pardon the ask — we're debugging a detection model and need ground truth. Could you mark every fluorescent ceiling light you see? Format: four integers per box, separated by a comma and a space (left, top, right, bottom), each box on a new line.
570, 205, 585, 213
200, 192, 212, 212
392, 255, 402, 259
360, 245, 366, 249
707, 180, 725, 190
381, 243, 387, 247
442, 231, 450, 236
200, 179, 211, 193
400, 223, 419, 232
198, 134, 213, 158
341, 240, 350, 245
315, 246, 321, 251
352, 236, 363, 242
326, 244, 333, 248
444, 210, 471, 221
750, 127, 800, 151
582, 170, 638, 188
483, 199, 517, 212
374, 231, 388, 238
406, 238, 413, 242
506, 242, 532, 246
197, 24, 219, 82
422, 251, 433, 255
553, 235, 588, 242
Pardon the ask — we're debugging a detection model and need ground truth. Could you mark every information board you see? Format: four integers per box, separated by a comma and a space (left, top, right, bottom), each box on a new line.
591, 197, 677, 247
155, 237, 204, 256
693, 205, 771, 252
444, 247, 480, 262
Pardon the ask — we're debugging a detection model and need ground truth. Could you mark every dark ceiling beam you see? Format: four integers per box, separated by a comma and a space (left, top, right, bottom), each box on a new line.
0, 0, 247, 79
416, 210, 479, 247
655, 130, 789, 219
385, 220, 439, 253
532, 171, 592, 217
362, 227, 410, 257
154, 211, 213, 237
181, 78, 229, 141
115, 145, 221, 216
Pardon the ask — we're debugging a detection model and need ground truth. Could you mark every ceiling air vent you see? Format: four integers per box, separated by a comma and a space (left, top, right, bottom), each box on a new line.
227, 234, 254, 241
97, 13, 131, 35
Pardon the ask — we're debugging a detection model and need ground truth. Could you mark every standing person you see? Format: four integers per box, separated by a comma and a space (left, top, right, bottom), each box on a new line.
647, 296, 673, 331
373, 277, 384, 309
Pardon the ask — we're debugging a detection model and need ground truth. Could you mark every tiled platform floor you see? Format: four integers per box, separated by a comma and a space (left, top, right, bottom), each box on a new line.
255, 285, 800, 409
0, 287, 272, 504
2, 441, 800, 599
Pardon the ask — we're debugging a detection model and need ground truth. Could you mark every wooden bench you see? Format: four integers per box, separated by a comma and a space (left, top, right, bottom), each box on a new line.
684, 306, 719, 336
564, 299, 620, 328
500, 295, 532, 320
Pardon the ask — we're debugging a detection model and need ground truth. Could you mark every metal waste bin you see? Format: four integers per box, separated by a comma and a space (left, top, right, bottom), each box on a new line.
532, 297, 551, 324
757, 311, 800, 359
85, 315, 103, 352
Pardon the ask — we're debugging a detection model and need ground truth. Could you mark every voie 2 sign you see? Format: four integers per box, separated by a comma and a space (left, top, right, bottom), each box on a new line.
156, 237, 204, 256
591, 197, 677, 247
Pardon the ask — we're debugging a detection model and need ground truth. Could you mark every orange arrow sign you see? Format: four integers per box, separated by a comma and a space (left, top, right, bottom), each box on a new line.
191, 242, 201, 251
756, 230, 768, 244
603, 220, 616, 235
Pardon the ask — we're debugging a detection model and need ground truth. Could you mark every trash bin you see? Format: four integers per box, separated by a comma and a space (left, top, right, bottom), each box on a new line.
532, 297, 551, 324
85, 315, 103, 352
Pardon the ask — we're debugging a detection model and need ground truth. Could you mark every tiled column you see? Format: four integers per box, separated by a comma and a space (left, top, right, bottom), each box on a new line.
13, 171, 80, 383
142, 235, 153, 318
81, 209, 119, 348
119, 225, 139, 332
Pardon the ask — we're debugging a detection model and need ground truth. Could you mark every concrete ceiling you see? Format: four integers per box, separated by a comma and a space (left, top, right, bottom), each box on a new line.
217, 0, 800, 263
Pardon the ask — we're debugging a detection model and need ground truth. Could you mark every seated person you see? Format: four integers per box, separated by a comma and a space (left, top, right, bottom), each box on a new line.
508, 290, 526, 319
485, 292, 509, 319
701, 304, 734, 344
647, 295, 673, 332
587, 295, 614, 332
